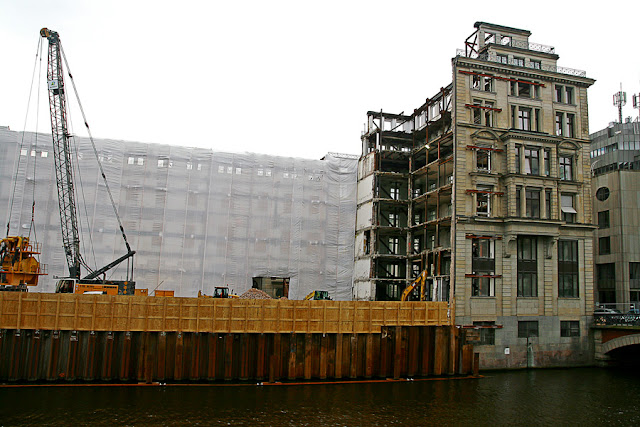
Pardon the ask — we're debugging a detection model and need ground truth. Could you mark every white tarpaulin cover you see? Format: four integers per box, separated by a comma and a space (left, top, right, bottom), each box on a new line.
0, 128, 357, 300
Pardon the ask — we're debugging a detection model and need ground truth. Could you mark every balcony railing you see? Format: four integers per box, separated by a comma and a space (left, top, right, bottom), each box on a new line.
455, 49, 586, 78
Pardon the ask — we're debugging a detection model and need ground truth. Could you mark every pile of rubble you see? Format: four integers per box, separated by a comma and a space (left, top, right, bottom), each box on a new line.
238, 288, 272, 299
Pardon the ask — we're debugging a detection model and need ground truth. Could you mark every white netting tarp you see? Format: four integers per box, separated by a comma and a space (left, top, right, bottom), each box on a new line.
0, 129, 357, 300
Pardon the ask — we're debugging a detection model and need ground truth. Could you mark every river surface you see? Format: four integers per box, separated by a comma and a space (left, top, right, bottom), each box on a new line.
1, 368, 639, 425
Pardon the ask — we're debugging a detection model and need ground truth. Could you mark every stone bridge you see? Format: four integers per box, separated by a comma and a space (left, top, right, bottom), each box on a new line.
592, 314, 640, 365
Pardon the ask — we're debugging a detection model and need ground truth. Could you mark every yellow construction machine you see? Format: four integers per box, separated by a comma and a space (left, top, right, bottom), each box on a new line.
400, 269, 429, 301
304, 290, 331, 300
0, 236, 46, 291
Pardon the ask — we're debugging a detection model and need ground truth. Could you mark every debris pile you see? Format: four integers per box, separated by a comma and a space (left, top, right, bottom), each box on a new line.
239, 288, 272, 299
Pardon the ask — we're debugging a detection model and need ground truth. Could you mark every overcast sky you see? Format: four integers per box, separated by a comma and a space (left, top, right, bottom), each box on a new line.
2, 0, 639, 159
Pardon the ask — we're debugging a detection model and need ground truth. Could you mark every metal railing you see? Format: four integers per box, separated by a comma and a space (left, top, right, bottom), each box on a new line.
455, 49, 586, 78
593, 313, 640, 327
495, 39, 555, 54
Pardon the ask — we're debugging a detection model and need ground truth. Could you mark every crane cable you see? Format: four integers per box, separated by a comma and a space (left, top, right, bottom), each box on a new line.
7, 37, 43, 239
27, 37, 44, 246
59, 46, 133, 260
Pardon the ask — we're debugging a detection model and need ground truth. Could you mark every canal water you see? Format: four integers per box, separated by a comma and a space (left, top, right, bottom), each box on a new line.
1, 368, 639, 425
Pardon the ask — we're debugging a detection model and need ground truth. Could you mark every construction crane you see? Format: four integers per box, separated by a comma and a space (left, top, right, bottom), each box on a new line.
40, 28, 136, 295
400, 269, 428, 301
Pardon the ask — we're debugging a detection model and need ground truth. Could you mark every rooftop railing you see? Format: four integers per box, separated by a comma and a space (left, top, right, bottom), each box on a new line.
494, 39, 556, 54
456, 49, 586, 78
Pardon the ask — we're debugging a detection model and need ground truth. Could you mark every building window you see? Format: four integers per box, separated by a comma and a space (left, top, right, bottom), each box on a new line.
128, 157, 135, 165
472, 74, 493, 92
518, 321, 539, 338
630, 262, 640, 289
544, 149, 550, 176
476, 185, 492, 216
545, 189, 552, 219
518, 237, 538, 297
485, 102, 494, 127
561, 194, 576, 223
560, 321, 580, 337
598, 211, 610, 228
497, 54, 508, 64
559, 155, 573, 180
473, 103, 482, 124
390, 187, 400, 200
388, 212, 398, 227
565, 87, 574, 104
555, 85, 563, 103
512, 106, 540, 131
472, 100, 494, 126
363, 230, 370, 254
515, 145, 521, 173
518, 81, 531, 97
555, 112, 564, 136
413, 237, 421, 254
414, 212, 423, 225
516, 186, 522, 217
388, 237, 399, 254
518, 108, 531, 131
526, 188, 541, 218
513, 57, 525, 67
473, 321, 496, 345
530, 60, 541, 70
558, 240, 579, 298
477, 149, 491, 172
524, 147, 540, 175
597, 263, 616, 304
599, 236, 611, 255
566, 114, 575, 137
472, 239, 495, 297
596, 187, 610, 201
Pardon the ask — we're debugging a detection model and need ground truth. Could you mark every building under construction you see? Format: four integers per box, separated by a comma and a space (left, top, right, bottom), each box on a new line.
0, 127, 357, 300
355, 22, 596, 368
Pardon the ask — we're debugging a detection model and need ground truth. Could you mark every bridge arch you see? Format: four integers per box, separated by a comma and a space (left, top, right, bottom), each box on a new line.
602, 333, 640, 354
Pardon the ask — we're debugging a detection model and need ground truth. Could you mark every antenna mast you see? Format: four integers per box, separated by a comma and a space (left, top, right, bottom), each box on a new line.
613, 84, 627, 124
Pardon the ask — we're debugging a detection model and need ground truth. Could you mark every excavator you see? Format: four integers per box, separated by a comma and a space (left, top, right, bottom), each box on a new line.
40, 28, 136, 295
400, 269, 429, 301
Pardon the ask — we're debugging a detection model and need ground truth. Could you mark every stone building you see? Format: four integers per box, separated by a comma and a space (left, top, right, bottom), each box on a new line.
590, 120, 640, 310
354, 22, 596, 368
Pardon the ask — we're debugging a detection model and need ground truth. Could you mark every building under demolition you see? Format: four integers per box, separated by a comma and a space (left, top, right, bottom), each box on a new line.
355, 22, 596, 368
0, 127, 357, 299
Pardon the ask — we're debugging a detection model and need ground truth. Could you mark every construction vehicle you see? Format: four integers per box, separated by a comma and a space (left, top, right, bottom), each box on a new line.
400, 269, 429, 301
304, 290, 331, 300
40, 28, 136, 295
198, 287, 238, 298
0, 236, 46, 291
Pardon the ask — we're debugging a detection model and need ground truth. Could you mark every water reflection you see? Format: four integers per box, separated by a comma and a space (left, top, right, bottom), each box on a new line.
1, 368, 640, 425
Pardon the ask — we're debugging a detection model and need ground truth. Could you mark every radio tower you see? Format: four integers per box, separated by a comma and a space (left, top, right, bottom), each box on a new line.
633, 92, 640, 122
613, 84, 627, 123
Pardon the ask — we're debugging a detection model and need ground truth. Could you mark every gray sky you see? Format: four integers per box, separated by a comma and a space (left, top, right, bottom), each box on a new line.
2, 0, 639, 159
